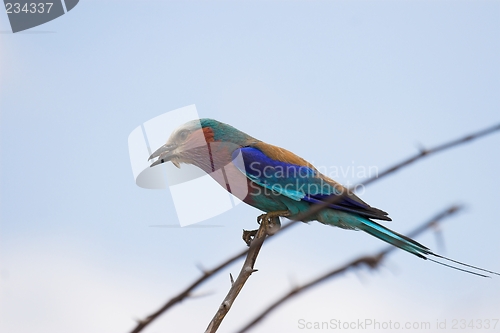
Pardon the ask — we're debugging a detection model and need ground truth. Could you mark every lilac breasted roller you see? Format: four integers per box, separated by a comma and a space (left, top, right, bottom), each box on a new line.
149, 118, 498, 276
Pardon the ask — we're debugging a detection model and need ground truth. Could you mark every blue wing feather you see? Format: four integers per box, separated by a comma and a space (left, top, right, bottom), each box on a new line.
232, 147, 391, 220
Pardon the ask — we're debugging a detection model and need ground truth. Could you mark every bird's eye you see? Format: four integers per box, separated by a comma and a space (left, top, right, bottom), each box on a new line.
178, 130, 189, 141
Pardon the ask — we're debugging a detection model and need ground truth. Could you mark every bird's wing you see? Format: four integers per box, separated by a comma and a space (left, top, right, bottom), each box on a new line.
231, 145, 391, 221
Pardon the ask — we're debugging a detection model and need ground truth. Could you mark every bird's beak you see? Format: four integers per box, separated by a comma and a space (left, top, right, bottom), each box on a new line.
148, 143, 180, 168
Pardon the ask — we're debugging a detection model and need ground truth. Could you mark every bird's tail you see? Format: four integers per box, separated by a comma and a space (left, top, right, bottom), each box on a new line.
356, 218, 500, 277
356, 218, 432, 259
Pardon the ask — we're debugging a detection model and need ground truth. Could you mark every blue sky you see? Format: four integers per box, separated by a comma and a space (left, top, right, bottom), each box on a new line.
1, 1, 499, 332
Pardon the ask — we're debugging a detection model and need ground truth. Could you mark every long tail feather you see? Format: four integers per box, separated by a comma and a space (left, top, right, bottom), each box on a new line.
356, 218, 499, 277
427, 258, 489, 278
356, 219, 431, 259
431, 253, 500, 276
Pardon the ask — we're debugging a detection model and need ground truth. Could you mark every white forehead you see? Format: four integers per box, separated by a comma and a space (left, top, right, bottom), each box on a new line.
167, 119, 202, 141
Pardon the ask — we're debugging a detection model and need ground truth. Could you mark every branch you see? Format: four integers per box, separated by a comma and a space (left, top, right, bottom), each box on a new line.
129, 248, 249, 333
128, 122, 500, 333
236, 205, 463, 333
363, 123, 500, 188
205, 216, 275, 333
285, 122, 500, 226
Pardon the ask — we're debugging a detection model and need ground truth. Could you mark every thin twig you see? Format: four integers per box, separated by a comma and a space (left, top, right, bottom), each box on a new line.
205, 217, 275, 333
128, 122, 500, 333
129, 248, 249, 333
283, 123, 500, 228
236, 205, 463, 333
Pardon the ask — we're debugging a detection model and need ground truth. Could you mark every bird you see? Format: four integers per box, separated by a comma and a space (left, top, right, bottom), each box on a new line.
149, 118, 498, 277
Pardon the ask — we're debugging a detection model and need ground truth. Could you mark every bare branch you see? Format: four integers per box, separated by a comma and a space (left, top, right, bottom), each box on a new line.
283, 123, 500, 228
236, 205, 463, 333
128, 123, 499, 333
363, 123, 500, 188
205, 216, 275, 333
128, 248, 249, 333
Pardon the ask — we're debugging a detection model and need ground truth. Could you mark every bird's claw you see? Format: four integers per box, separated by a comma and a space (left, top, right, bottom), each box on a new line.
257, 211, 289, 223
242, 211, 289, 246
259, 211, 289, 234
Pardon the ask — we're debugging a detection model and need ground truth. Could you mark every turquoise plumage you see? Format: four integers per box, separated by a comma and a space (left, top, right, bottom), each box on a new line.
149, 118, 498, 276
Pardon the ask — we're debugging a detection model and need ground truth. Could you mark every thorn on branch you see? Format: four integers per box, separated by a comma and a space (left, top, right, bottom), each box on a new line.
416, 142, 428, 155
359, 253, 385, 270
242, 229, 258, 246
448, 206, 459, 214
130, 123, 500, 333
434, 228, 446, 254
205, 215, 270, 333
235, 205, 466, 333
196, 263, 208, 275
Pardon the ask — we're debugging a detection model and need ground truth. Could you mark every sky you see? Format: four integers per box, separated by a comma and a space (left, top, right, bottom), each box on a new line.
1, 1, 500, 333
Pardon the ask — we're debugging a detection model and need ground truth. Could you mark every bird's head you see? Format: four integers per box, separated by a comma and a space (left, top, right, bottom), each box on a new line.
148, 118, 256, 171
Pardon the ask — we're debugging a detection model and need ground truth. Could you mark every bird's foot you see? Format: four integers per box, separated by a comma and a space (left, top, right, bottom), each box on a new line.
257, 210, 290, 222
257, 211, 288, 233
243, 211, 289, 246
